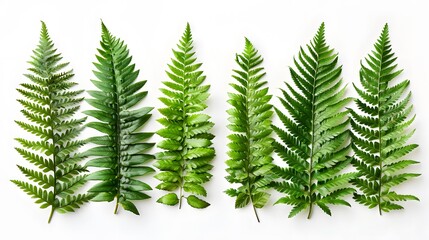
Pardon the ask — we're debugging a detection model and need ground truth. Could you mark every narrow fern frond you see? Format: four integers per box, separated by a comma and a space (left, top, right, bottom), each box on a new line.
11, 21, 91, 223
225, 38, 274, 222
272, 23, 356, 219
350, 24, 419, 214
84, 21, 155, 215
155, 23, 215, 209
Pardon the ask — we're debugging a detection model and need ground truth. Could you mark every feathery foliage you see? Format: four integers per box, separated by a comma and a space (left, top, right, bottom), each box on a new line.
11, 21, 91, 223
155, 23, 215, 209
225, 38, 274, 222
84, 22, 155, 215
350, 24, 419, 214
272, 23, 356, 219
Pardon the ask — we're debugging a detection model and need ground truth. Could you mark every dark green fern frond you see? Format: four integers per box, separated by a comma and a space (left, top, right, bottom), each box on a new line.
350, 24, 419, 214
225, 38, 274, 222
12, 21, 91, 223
272, 23, 356, 219
155, 23, 215, 209
84, 21, 155, 215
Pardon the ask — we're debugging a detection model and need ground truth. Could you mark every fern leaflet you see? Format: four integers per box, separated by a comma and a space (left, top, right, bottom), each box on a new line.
155, 23, 215, 209
272, 23, 356, 219
11, 21, 92, 223
225, 38, 274, 222
350, 24, 419, 214
84, 22, 155, 215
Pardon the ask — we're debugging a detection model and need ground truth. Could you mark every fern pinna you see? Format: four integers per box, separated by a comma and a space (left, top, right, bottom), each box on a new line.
272, 23, 356, 219
225, 38, 274, 222
155, 23, 215, 209
350, 24, 419, 214
84, 22, 155, 215
11, 22, 91, 223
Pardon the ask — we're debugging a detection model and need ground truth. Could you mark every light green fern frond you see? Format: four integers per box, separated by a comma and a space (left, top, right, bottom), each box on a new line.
12, 21, 92, 223
155, 23, 215, 209
84, 21, 155, 215
350, 24, 419, 214
225, 38, 274, 222
272, 23, 356, 219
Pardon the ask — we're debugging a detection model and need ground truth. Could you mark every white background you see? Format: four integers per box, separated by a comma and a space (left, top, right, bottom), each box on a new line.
0, 0, 428, 239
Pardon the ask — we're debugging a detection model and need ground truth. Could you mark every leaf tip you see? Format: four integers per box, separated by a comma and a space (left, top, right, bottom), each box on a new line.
244, 36, 252, 46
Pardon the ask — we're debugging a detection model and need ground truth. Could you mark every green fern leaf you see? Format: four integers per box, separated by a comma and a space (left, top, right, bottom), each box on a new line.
225, 38, 274, 222
84, 21, 155, 215
272, 23, 356, 219
11, 21, 91, 223
350, 24, 420, 214
155, 23, 215, 209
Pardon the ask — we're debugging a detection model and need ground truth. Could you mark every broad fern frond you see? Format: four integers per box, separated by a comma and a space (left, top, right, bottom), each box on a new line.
12, 21, 91, 223
155, 23, 215, 209
225, 38, 274, 222
84, 22, 155, 215
272, 23, 356, 219
350, 24, 419, 214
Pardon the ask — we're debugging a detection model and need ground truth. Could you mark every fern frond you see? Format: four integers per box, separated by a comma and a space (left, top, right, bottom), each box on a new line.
11, 21, 91, 223
155, 23, 215, 209
84, 21, 155, 215
350, 24, 419, 214
272, 23, 355, 219
225, 38, 274, 222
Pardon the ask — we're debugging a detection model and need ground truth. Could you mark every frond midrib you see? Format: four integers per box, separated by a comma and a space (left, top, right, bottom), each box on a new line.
47, 73, 58, 222
307, 46, 319, 219
375, 33, 387, 215
243, 51, 257, 214
178, 36, 191, 208
103, 32, 123, 213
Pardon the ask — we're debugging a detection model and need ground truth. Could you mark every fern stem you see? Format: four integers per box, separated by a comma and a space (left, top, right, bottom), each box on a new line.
114, 198, 119, 214
376, 36, 384, 216
179, 184, 183, 209
244, 59, 259, 222
378, 204, 382, 215
307, 42, 320, 220
177, 32, 190, 210
307, 204, 313, 219
106, 32, 123, 215
252, 204, 260, 223
48, 80, 57, 223
48, 207, 55, 224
